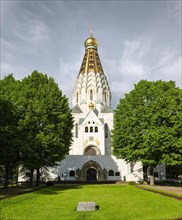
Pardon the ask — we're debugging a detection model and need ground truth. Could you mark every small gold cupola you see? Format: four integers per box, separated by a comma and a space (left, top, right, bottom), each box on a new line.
84, 29, 98, 49
89, 101, 94, 109
79, 28, 104, 75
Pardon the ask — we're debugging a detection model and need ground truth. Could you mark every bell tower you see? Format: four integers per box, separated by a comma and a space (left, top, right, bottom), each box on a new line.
72, 32, 112, 115
70, 32, 113, 157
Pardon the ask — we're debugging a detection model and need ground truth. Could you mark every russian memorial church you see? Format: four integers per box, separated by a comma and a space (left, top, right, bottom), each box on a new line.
57, 33, 143, 182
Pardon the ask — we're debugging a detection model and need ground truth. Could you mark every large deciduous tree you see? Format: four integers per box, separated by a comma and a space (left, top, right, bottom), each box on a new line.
0, 72, 73, 186
18, 71, 73, 185
113, 80, 182, 185
0, 75, 22, 187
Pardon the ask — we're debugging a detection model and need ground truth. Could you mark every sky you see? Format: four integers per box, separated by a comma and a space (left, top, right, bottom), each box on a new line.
1, 0, 181, 109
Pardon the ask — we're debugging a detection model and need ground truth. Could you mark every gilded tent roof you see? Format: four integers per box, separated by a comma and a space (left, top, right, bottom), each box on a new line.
79, 33, 104, 74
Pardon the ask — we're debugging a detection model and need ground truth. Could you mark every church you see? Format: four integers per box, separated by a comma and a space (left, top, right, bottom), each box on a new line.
57, 33, 143, 182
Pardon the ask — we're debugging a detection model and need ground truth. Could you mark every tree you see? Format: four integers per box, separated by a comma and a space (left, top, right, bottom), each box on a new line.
113, 80, 182, 185
0, 72, 73, 186
0, 75, 22, 187
18, 71, 73, 185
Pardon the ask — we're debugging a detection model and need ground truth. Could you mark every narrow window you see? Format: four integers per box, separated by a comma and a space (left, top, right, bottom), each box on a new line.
95, 127, 98, 132
90, 90, 93, 100
130, 163, 134, 173
108, 170, 114, 176
76, 92, 78, 103
105, 124, 108, 138
90, 126, 93, 132
75, 123, 78, 138
105, 92, 107, 103
85, 127, 88, 132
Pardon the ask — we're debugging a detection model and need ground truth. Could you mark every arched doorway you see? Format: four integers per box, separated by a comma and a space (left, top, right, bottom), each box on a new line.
80, 160, 102, 181
87, 168, 97, 181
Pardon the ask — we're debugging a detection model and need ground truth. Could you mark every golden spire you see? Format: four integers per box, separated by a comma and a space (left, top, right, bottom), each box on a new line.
79, 30, 104, 75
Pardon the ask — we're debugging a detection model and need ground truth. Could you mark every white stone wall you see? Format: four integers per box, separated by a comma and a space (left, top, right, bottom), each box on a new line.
58, 155, 143, 182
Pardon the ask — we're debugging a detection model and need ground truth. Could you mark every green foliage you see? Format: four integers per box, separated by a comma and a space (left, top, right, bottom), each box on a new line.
128, 181, 136, 185
18, 71, 73, 171
1, 185, 181, 220
113, 80, 182, 170
0, 75, 22, 186
0, 71, 73, 185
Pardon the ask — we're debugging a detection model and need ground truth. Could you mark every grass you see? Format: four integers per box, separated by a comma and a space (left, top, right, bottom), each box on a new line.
1, 184, 181, 220
0, 185, 45, 200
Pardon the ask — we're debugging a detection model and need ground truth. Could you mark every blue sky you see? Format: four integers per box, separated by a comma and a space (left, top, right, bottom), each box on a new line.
1, 1, 181, 108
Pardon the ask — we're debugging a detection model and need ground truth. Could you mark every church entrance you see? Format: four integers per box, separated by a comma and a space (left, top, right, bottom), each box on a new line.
86, 168, 97, 181
80, 160, 103, 181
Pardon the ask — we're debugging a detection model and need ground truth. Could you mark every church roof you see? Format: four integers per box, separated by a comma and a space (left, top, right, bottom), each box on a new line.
72, 104, 83, 113
79, 31, 104, 75
79, 109, 104, 125
101, 106, 113, 113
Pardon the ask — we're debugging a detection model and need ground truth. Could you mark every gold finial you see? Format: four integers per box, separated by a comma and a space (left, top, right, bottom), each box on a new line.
85, 28, 98, 49
89, 101, 94, 109
90, 27, 93, 37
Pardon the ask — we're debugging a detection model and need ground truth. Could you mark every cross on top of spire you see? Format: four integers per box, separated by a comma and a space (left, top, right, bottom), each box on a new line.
90, 27, 93, 37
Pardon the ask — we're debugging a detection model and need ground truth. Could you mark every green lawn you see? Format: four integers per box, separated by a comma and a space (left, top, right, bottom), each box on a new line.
1, 184, 181, 220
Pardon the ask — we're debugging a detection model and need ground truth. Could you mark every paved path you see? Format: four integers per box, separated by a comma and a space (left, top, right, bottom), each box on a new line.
146, 185, 182, 195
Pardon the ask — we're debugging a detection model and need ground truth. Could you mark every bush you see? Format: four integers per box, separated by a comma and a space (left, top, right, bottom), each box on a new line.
46, 181, 54, 186
128, 181, 136, 185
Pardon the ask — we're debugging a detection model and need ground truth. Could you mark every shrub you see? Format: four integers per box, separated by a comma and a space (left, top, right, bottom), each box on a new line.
46, 181, 54, 187
128, 181, 136, 185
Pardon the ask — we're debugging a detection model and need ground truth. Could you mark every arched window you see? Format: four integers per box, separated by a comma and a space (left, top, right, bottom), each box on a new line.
69, 170, 75, 177
85, 127, 88, 132
108, 170, 114, 176
90, 90, 93, 100
76, 92, 78, 103
95, 127, 98, 132
84, 147, 97, 155
90, 126, 93, 132
75, 123, 78, 138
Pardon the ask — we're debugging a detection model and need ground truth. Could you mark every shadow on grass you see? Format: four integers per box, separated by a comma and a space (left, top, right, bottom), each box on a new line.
0, 184, 83, 199
33, 184, 83, 195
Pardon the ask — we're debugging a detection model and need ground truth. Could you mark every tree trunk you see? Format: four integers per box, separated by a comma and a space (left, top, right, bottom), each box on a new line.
149, 166, 154, 185
4, 164, 9, 188
29, 169, 34, 186
36, 168, 40, 186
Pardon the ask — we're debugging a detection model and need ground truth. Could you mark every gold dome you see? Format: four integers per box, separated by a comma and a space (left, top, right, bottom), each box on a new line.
85, 37, 98, 49
89, 102, 94, 109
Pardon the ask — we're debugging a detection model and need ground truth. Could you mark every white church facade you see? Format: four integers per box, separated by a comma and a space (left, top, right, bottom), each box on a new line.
57, 33, 143, 182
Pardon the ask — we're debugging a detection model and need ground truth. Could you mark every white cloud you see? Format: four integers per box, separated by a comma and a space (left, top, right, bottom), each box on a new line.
12, 19, 49, 44
110, 39, 149, 91
57, 58, 81, 105
107, 38, 181, 108
167, 1, 182, 24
